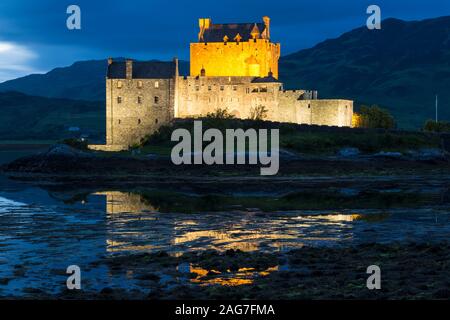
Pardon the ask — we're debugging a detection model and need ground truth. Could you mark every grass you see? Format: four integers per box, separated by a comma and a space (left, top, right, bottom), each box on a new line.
135, 118, 442, 156
280, 131, 441, 155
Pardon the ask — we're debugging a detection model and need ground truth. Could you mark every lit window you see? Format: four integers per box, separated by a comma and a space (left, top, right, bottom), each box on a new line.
117, 96, 122, 103
137, 81, 143, 89
154, 81, 159, 88
154, 96, 159, 104
117, 81, 122, 89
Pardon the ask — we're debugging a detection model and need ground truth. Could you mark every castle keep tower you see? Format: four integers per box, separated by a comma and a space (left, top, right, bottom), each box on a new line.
190, 16, 280, 78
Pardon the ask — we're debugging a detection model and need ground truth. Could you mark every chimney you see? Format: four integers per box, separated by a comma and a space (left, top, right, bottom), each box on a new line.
198, 18, 211, 41
107, 57, 113, 65
126, 59, 133, 79
263, 16, 270, 39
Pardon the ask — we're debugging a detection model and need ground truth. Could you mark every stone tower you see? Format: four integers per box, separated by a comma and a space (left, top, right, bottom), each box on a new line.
190, 16, 280, 78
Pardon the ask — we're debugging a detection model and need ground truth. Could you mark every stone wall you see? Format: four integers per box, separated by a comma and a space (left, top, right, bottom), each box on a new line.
177, 76, 282, 119
303, 99, 354, 127
105, 78, 175, 148
190, 40, 280, 78
94, 75, 353, 152
176, 77, 353, 127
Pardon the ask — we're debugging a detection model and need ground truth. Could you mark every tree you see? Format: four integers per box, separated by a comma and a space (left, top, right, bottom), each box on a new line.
206, 108, 236, 119
249, 105, 268, 121
358, 105, 395, 129
423, 120, 450, 133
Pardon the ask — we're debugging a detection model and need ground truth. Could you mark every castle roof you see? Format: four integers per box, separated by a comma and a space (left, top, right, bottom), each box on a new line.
202, 23, 267, 42
107, 60, 176, 79
251, 72, 280, 83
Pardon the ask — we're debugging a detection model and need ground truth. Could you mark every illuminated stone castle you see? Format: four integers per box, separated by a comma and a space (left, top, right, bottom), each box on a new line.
90, 17, 354, 151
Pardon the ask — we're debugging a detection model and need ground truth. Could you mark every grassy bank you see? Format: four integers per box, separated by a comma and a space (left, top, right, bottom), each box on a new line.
137, 119, 441, 156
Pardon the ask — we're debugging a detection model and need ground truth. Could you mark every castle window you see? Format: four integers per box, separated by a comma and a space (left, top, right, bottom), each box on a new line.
155, 119, 158, 124
154, 96, 159, 104
260, 87, 268, 92
233, 86, 237, 91
195, 85, 200, 91
137, 96, 142, 104
220, 86, 224, 91
246, 88, 250, 94
118, 119, 121, 124
308, 104, 311, 109
208, 86, 212, 91
137, 81, 143, 89
117, 81, 122, 89
117, 96, 122, 104
138, 119, 141, 124
154, 81, 159, 88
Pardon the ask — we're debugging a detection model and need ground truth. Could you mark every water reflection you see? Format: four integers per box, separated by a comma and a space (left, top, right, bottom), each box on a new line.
1, 184, 450, 295
177, 263, 281, 287
94, 190, 372, 254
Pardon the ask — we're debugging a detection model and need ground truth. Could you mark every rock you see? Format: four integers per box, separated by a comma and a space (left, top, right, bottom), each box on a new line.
373, 151, 403, 159
45, 144, 93, 159
137, 273, 160, 281
416, 148, 446, 161
337, 147, 360, 157
100, 287, 114, 295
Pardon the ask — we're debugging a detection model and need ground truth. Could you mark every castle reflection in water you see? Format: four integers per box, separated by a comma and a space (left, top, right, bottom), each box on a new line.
93, 191, 373, 255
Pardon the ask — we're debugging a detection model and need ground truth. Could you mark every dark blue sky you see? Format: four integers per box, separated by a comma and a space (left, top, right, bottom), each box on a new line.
0, 0, 449, 82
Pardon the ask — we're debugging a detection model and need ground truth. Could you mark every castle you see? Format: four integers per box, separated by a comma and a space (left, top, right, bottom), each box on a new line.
90, 17, 353, 151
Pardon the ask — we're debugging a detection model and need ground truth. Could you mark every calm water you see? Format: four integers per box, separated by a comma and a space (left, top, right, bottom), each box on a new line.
1, 146, 450, 296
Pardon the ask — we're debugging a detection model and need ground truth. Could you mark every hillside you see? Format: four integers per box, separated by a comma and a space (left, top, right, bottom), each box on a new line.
280, 16, 450, 128
0, 59, 190, 102
0, 91, 104, 141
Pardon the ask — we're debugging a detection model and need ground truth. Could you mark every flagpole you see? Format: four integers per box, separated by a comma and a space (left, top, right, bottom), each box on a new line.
436, 95, 438, 122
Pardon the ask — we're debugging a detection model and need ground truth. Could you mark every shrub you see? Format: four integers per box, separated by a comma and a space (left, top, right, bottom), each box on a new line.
358, 105, 395, 129
423, 120, 450, 133
248, 105, 268, 121
206, 108, 236, 119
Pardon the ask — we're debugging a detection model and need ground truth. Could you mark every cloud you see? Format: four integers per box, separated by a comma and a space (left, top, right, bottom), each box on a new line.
0, 41, 42, 82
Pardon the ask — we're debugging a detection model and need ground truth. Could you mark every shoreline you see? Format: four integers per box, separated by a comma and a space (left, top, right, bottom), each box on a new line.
2, 242, 449, 300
